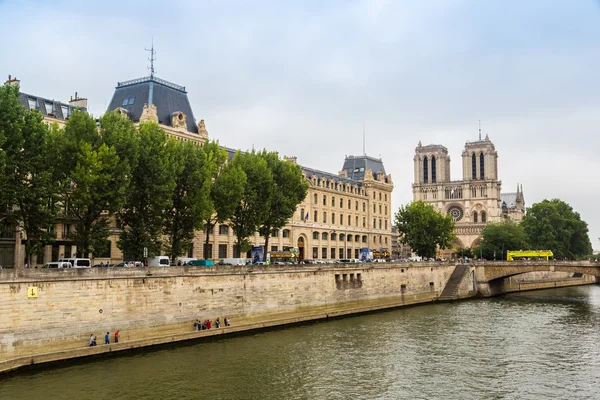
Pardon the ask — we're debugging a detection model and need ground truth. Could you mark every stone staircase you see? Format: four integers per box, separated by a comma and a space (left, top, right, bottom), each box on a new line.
438, 264, 469, 301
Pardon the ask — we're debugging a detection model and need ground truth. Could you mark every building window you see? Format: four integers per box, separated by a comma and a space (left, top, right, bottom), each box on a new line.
331, 248, 336, 259
347, 215, 351, 225
355, 201, 358, 211
379, 204, 382, 214
473, 211, 478, 223
204, 243, 213, 259
313, 247, 318, 259
340, 198, 343, 208
379, 193, 382, 201
347, 199, 351, 209
472, 187, 477, 198
385, 205, 387, 215
354, 235, 359, 242
314, 210, 318, 222
272, 229, 279, 238
313, 194, 318, 204
219, 224, 229, 235
385, 220, 388, 230
332, 196, 335, 207
373, 219, 376, 228
322, 232, 328, 241
339, 248, 344, 259
218, 244, 228, 258
122, 97, 135, 106
431, 155, 437, 183
322, 248, 328, 259
363, 202, 366, 212
472, 153, 477, 180
363, 217, 366, 227
28, 97, 37, 109
481, 211, 487, 222
423, 156, 429, 183
355, 216, 358, 226
385, 194, 387, 201
340, 214, 343, 225
45, 101, 54, 115
373, 204, 376, 213
271, 246, 278, 252
283, 229, 290, 238
331, 233, 337, 241
379, 219, 382, 229
323, 195, 327, 206
362, 235, 367, 243
61, 105, 70, 118
300, 208, 305, 221
480, 152, 485, 179
313, 231, 319, 240
332, 213, 336, 224
323, 212, 327, 223
347, 235, 352, 242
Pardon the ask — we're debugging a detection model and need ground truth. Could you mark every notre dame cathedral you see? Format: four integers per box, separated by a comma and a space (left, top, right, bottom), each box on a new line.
412, 135, 525, 250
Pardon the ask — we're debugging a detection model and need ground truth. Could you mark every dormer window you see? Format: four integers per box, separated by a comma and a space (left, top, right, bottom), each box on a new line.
122, 97, 135, 106
28, 97, 37, 110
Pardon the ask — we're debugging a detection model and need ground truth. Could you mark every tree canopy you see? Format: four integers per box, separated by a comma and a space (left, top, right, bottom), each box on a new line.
473, 220, 529, 260
394, 200, 455, 259
521, 199, 592, 259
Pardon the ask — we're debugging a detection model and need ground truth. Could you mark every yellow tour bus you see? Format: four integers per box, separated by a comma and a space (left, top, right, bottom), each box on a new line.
506, 250, 553, 261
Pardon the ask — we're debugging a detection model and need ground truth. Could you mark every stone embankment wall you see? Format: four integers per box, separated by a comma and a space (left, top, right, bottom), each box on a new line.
0, 262, 594, 373
0, 263, 461, 364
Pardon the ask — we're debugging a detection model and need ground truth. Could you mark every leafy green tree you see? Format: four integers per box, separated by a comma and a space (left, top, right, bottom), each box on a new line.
521, 199, 592, 259
117, 122, 174, 261
258, 152, 308, 256
394, 200, 455, 259
202, 145, 245, 259
229, 150, 272, 257
0, 84, 60, 266
54, 111, 129, 258
164, 140, 216, 265
473, 220, 529, 260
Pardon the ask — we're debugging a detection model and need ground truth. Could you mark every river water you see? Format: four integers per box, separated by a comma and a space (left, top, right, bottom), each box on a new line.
2, 285, 600, 400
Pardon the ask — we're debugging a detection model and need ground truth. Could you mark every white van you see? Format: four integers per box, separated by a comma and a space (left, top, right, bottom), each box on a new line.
147, 256, 170, 267
221, 258, 246, 266
58, 258, 91, 268
42, 261, 72, 269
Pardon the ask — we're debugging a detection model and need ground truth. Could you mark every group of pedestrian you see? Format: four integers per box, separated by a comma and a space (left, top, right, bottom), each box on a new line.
193, 317, 230, 331
89, 330, 119, 347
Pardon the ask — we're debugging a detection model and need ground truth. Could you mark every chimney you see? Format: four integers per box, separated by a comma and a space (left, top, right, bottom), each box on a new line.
5, 74, 20, 87
69, 91, 88, 109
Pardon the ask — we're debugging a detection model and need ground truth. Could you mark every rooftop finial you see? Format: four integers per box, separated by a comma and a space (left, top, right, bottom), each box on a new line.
145, 37, 156, 78
479, 120, 481, 141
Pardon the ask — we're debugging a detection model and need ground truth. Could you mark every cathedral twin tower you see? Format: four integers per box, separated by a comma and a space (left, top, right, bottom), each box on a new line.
412, 135, 524, 250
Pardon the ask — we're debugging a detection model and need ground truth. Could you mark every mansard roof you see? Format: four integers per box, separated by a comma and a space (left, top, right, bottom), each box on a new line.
106, 75, 198, 133
18, 92, 84, 120
341, 155, 386, 181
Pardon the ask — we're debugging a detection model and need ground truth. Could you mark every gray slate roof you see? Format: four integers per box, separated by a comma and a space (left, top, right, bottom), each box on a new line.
18, 92, 84, 120
107, 76, 198, 133
501, 193, 518, 209
341, 155, 386, 181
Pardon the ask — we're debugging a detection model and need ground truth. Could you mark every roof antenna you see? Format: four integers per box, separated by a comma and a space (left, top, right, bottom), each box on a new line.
478, 120, 482, 141
145, 37, 156, 78
363, 120, 366, 156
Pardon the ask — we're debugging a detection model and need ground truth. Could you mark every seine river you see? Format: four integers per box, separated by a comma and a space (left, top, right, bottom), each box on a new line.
2, 285, 600, 400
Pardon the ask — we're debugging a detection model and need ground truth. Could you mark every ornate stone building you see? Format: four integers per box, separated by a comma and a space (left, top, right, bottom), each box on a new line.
2, 72, 394, 266
412, 135, 524, 250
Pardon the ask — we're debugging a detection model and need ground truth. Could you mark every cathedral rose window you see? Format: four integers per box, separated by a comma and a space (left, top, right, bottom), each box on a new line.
447, 205, 464, 222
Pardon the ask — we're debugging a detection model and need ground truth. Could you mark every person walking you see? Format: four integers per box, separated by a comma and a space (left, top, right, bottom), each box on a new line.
89, 334, 95, 347
114, 330, 119, 343
105, 332, 110, 345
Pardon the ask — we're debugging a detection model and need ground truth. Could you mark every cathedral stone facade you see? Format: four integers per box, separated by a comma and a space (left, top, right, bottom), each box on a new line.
412, 135, 524, 250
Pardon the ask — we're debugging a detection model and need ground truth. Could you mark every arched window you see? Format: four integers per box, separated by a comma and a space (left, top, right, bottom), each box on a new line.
300, 208, 305, 221
312, 231, 319, 240
355, 216, 358, 226
355, 235, 360, 242
339, 234, 345, 241
323, 211, 327, 223
332, 196, 335, 207
323, 195, 327, 206
423, 156, 429, 183
331, 213, 336, 224
481, 211, 487, 222
473, 211, 478, 223
313, 210, 317, 222
313, 194, 317, 204
331, 233, 337, 241
348, 199, 351, 209
340, 198, 343, 208
431, 155, 437, 183
379, 204, 382, 214
363, 202, 366, 212
347, 215, 351, 225
472, 153, 477, 180
362, 235, 367, 243
340, 214, 343, 225
355, 201, 358, 210
322, 232, 328, 240
347, 235, 352, 242
480, 152, 485, 179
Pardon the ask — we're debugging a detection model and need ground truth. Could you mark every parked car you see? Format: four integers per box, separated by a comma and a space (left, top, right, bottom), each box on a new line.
58, 258, 91, 268
42, 261, 72, 269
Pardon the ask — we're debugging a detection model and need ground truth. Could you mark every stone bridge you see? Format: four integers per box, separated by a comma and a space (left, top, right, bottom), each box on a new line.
474, 260, 600, 297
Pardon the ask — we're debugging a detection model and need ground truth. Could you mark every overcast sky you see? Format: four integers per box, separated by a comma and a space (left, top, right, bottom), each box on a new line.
1, 0, 599, 250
